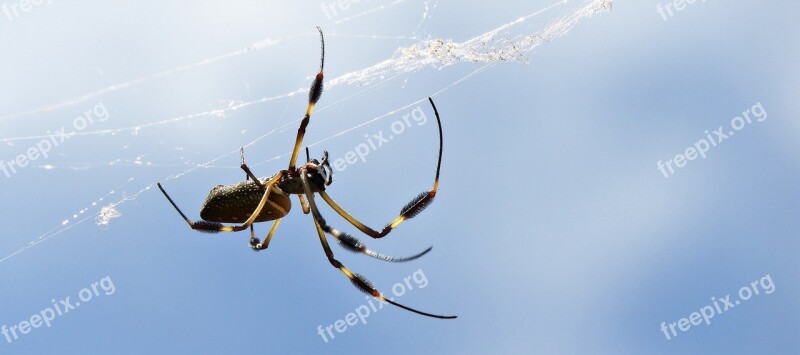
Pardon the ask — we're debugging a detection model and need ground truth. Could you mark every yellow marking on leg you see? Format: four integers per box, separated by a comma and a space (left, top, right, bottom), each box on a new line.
388, 216, 406, 229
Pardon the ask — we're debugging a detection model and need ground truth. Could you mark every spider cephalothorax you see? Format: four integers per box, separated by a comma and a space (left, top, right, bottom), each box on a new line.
277, 151, 333, 195
157, 27, 454, 319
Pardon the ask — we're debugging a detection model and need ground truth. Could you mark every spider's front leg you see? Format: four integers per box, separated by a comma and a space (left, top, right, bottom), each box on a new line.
288, 27, 325, 172
320, 223, 431, 262
317, 97, 444, 239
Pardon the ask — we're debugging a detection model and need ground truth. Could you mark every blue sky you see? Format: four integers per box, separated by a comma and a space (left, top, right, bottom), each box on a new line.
1, 1, 798, 354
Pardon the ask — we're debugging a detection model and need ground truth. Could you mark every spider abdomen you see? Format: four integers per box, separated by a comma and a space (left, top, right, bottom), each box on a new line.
199, 178, 291, 223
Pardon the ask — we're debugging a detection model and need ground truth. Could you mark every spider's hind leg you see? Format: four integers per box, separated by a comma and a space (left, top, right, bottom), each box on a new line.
240, 147, 264, 189
156, 172, 284, 233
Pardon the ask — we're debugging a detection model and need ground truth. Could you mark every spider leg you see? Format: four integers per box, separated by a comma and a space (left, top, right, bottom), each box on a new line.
296, 147, 313, 214
298, 195, 311, 214
321, 223, 432, 262
288, 27, 325, 172
156, 171, 284, 233
250, 218, 282, 251
317, 97, 443, 239
240, 147, 264, 189
299, 168, 455, 319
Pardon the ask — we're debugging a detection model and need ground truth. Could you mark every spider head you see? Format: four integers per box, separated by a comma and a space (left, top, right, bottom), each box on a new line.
309, 150, 333, 186
304, 147, 333, 186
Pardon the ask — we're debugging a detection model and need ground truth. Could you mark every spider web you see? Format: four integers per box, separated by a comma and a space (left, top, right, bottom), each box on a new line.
0, 0, 612, 264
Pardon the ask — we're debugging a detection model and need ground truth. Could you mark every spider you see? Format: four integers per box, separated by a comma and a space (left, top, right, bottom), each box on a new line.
156, 27, 455, 319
